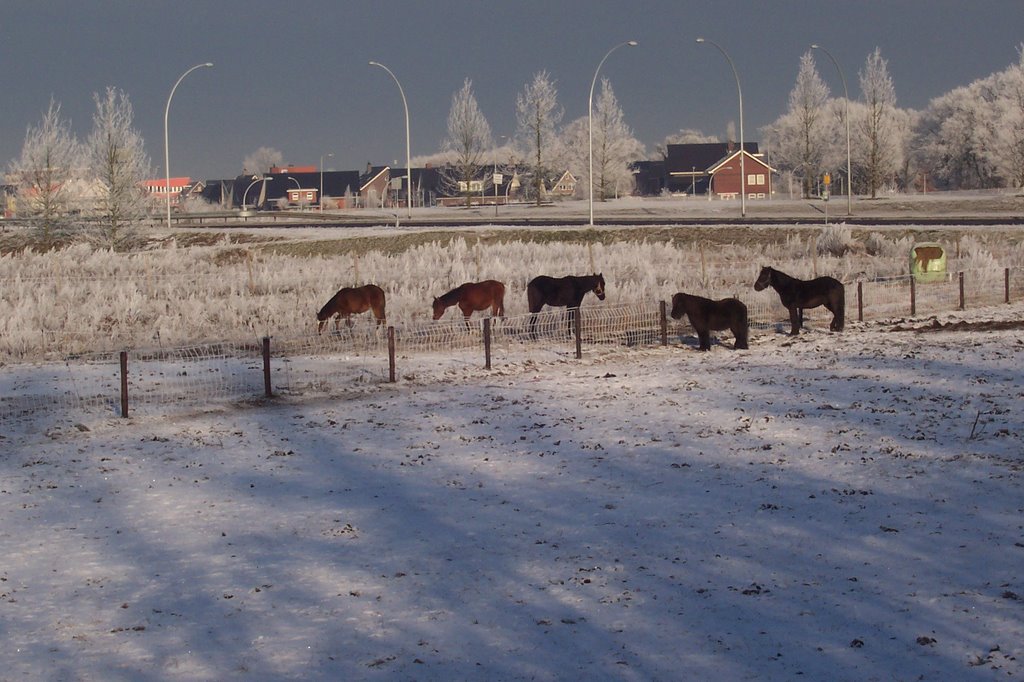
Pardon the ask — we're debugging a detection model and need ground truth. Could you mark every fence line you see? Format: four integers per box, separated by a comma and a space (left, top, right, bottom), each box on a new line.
2, 266, 1020, 425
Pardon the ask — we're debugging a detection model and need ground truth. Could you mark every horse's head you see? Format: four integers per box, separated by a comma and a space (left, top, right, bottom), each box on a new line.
753, 266, 772, 291
669, 292, 687, 320
593, 273, 606, 300
431, 297, 445, 320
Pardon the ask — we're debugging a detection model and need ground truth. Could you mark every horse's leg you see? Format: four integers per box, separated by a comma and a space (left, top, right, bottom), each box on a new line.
788, 307, 801, 335
696, 328, 711, 351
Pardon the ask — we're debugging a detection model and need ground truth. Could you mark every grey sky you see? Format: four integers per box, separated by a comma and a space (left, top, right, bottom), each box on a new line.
2, 0, 1021, 179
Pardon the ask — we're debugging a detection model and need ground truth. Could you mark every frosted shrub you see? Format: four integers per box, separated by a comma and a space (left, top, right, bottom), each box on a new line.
817, 224, 856, 257
865, 232, 890, 256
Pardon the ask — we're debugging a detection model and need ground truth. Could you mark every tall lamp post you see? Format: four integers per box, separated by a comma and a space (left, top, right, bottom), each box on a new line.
369, 61, 412, 219
320, 152, 333, 213
589, 40, 637, 226
811, 44, 853, 216
164, 62, 213, 228
696, 38, 745, 218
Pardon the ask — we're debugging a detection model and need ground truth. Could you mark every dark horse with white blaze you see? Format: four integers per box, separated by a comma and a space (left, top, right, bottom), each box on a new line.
526, 273, 606, 336
432, 280, 506, 323
754, 266, 844, 335
670, 292, 749, 351
316, 284, 387, 334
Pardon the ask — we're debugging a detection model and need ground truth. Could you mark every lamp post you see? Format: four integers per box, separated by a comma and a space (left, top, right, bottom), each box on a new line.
242, 177, 264, 211
164, 62, 213, 228
589, 40, 637, 226
369, 61, 412, 219
696, 38, 745, 218
811, 44, 853, 216
320, 152, 333, 213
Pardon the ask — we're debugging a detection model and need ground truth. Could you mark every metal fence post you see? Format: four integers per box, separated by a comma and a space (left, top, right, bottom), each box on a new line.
958, 272, 965, 311
1006, 268, 1011, 304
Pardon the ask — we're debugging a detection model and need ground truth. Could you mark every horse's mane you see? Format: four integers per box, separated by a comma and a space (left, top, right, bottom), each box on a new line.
437, 284, 467, 305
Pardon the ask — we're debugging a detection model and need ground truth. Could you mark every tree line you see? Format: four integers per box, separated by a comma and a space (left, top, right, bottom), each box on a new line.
762, 45, 1024, 198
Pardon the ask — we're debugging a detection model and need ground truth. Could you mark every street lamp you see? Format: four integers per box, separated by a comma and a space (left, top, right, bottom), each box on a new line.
369, 61, 412, 219
589, 40, 637, 226
242, 177, 264, 211
811, 44, 853, 216
320, 152, 333, 213
164, 62, 213, 229
696, 38, 745, 218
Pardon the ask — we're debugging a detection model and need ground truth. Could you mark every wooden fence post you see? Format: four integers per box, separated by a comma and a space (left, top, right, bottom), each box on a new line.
387, 326, 396, 383
573, 308, 582, 360
857, 282, 864, 322
483, 317, 492, 370
262, 336, 272, 398
1006, 268, 1011, 304
910, 276, 916, 316
958, 272, 965, 311
119, 350, 129, 418
659, 300, 668, 346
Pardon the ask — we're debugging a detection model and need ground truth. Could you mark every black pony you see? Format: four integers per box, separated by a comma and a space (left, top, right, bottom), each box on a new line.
670, 292, 748, 351
527, 274, 606, 336
754, 266, 845, 335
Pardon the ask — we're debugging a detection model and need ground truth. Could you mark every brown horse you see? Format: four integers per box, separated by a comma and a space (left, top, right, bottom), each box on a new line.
754, 266, 844, 335
670, 292, 748, 351
432, 280, 506, 323
316, 284, 386, 334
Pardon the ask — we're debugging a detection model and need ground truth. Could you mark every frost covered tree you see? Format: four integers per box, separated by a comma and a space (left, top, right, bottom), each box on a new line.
561, 78, 644, 200
515, 70, 563, 205
656, 128, 718, 158
993, 46, 1024, 187
84, 87, 152, 247
7, 98, 81, 243
761, 52, 831, 197
441, 78, 493, 207
856, 48, 901, 198
242, 147, 283, 175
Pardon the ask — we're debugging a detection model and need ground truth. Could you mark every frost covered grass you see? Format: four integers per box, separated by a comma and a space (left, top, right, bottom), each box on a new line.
1, 224, 1022, 359
1, 308, 1022, 680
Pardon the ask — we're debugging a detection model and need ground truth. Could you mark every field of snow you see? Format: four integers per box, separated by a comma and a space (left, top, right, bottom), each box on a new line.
2, 302, 1021, 680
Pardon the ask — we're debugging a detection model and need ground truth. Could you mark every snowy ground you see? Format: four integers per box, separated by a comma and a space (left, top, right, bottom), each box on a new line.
1, 305, 1022, 681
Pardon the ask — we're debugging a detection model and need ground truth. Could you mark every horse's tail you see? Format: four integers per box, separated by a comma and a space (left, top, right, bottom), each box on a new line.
832, 281, 846, 332
734, 301, 750, 349
526, 280, 542, 314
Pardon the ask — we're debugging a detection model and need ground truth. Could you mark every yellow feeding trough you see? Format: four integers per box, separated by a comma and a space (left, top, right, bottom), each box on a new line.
910, 242, 947, 283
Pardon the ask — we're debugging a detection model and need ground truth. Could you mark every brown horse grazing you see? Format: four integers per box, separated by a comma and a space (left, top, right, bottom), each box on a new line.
527, 273, 606, 337
432, 280, 506, 323
754, 266, 845, 335
316, 284, 386, 334
670, 292, 749, 351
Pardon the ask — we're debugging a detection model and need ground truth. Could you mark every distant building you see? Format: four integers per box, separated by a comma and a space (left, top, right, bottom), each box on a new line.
632, 142, 774, 199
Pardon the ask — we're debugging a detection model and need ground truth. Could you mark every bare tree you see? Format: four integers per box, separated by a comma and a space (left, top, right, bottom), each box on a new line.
516, 71, 563, 205
760, 52, 831, 197
994, 45, 1024, 188
656, 128, 718, 158
84, 86, 152, 247
7, 98, 81, 243
242, 147, 283, 175
856, 48, 900, 198
442, 78, 493, 207
562, 78, 644, 200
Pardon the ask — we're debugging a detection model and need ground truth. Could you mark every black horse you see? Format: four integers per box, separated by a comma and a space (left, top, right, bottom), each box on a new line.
527, 273, 606, 337
670, 292, 749, 351
754, 266, 845, 335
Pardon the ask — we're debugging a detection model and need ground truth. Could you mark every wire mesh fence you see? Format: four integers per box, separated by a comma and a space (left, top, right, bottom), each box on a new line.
2, 266, 1020, 426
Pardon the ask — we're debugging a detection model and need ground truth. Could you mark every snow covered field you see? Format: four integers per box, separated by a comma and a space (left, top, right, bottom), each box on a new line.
2, 302, 1021, 680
